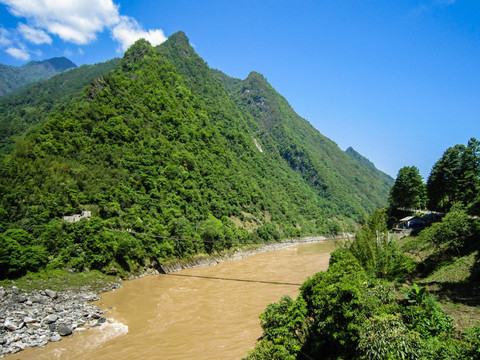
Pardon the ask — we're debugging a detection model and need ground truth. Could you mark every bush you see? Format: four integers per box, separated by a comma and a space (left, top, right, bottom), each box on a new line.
0, 231, 49, 277
299, 256, 388, 357
357, 314, 421, 360
417, 203, 472, 251
256, 223, 280, 242
401, 289, 453, 338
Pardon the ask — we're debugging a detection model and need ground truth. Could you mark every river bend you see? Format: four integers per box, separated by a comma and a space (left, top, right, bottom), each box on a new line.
13, 240, 339, 359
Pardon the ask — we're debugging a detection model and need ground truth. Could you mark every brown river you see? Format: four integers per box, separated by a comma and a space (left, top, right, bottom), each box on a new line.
11, 240, 340, 360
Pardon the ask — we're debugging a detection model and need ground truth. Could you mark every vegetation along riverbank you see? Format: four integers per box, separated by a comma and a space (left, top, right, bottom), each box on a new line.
245, 138, 480, 359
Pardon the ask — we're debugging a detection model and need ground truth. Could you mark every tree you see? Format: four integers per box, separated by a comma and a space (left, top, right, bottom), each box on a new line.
389, 166, 426, 210
427, 138, 480, 212
348, 208, 414, 279
457, 138, 480, 207
427, 144, 464, 211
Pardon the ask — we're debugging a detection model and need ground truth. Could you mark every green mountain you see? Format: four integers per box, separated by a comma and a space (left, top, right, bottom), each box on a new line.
0, 32, 393, 277
217, 70, 395, 219
346, 146, 394, 187
0, 57, 77, 97
0, 58, 119, 154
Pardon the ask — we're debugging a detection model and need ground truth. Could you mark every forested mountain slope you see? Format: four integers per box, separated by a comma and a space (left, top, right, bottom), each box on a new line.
346, 146, 394, 189
0, 58, 120, 154
0, 32, 392, 277
214, 68, 394, 218
0, 57, 76, 97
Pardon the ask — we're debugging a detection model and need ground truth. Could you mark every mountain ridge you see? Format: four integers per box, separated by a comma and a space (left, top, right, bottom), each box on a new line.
0, 57, 77, 97
0, 58, 119, 154
346, 146, 394, 184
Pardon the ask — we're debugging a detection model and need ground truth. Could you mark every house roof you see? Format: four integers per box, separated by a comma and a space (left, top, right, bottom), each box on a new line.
399, 216, 423, 222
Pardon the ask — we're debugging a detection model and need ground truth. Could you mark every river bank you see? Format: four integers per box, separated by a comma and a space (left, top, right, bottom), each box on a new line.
0, 284, 120, 357
156, 234, 349, 273
1, 235, 347, 357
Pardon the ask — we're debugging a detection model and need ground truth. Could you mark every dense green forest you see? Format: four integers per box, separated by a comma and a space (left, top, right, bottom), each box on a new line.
0, 58, 119, 154
246, 139, 480, 359
0, 32, 392, 279
0, 57, 76, 97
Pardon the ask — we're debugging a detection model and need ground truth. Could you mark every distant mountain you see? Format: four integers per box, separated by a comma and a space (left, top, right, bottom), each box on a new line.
0, 32, 393, 277
345, 146, 394, 186
0, 57, 77, 97
0, 58, 119, 154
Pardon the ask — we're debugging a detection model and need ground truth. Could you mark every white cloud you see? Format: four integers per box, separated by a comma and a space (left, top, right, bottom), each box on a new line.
18, 23, 51, 44
5, 45, 30, 60
112, 16, 166, 51
0, 27, 12, 46
0, 0, 166, 52
0, 0, 119, 44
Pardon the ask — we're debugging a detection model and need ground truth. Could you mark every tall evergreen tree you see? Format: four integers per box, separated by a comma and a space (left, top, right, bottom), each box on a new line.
427, 144, 465, 211
457, 138, 480, 206
389, 166, 426, 209
427, 138, 479, 212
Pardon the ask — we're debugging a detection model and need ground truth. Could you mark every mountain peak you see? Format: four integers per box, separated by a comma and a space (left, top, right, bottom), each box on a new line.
23, 57, 76, 72
121, 39, 155, 70
158, 31, 194, 56
346, 147, 394, 182
168, 31, 189, 44
43, 57, 76, 72
246, 71, 266, 81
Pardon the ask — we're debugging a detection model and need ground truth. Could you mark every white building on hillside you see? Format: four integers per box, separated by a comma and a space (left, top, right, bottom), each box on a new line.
63, 211, 92, 223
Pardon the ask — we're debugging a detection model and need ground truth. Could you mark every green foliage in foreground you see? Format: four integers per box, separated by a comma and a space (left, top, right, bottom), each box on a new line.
349, 208, 416, 280
244, 251, 476, 360
246, 207, 480, 359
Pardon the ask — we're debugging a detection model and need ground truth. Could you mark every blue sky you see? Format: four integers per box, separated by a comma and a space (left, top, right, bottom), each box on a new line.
0, 0, 479, 179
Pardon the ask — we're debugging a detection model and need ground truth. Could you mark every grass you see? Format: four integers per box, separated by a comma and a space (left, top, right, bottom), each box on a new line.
419, 251, 477, 284
0, 269, 121, 293
399, 231, 480, 333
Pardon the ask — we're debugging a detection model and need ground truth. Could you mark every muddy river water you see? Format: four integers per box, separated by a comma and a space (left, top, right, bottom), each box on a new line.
13, 240, 340, 360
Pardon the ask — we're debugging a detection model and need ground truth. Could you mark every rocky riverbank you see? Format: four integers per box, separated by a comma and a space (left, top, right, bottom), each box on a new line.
0, 284, 120, 357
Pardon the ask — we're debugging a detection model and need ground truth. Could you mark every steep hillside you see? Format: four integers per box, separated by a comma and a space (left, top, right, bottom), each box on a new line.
346, 146, 394, 188
0, 32, 391, 277
215, 69, 394, 219
0, 57, 76, 97
0, 58, 120, 154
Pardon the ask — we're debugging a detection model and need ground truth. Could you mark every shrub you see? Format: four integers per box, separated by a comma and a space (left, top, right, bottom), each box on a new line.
357, 314, 421, 360
299, 256, 387, 357
402, 289, 453, 338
